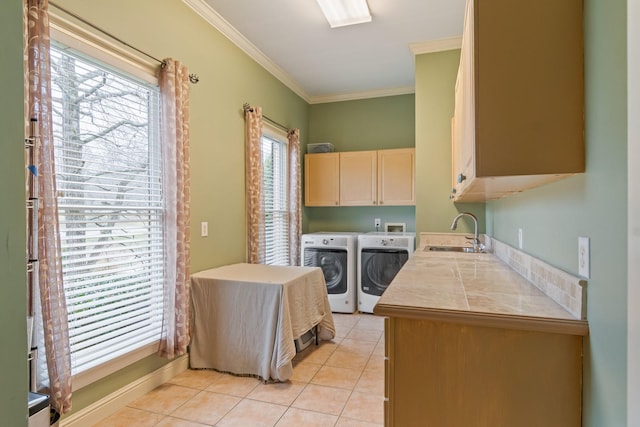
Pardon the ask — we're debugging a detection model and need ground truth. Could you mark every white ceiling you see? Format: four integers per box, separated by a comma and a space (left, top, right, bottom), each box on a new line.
184, 0, 466, 103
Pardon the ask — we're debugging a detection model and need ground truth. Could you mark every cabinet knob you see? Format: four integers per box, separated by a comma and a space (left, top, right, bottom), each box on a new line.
451, 187, 457, 194
335, 201, 338, 205
457, 173, 467, 183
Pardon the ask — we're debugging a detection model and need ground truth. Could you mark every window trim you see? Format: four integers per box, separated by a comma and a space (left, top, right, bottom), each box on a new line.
261, 123, 290, 266
49, 6, 157, 84
48, 12, 162, 392
262, 122, 288, 146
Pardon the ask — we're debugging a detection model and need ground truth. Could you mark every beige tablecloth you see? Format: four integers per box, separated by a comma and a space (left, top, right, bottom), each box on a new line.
189, 263, 335, 381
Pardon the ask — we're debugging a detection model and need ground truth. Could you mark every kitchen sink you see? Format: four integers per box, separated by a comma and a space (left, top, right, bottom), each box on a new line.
424, 245, 483, 253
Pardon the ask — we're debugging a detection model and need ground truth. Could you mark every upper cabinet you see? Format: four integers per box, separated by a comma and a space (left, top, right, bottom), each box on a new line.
305, 148, 415, 207
305, 152, 339, 206
339, 150, 377, 206
377, 148, 415, 206
451, 0, 584, 202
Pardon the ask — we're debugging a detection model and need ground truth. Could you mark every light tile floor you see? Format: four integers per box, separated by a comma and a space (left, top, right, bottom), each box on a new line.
94, 313, 385, 427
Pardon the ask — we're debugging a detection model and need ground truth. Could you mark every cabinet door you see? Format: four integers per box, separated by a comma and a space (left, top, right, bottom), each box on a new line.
474, 0, 584, 178
452, 0, 475, 198
451, 117, 459, 199
377, 148, 415, 206
452, 0, 584, 202
388, 317, 582, 427
339, 151, 377, 206
304, 153, 339, 206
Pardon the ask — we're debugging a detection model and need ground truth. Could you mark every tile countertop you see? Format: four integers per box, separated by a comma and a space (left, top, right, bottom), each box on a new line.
373, 248, 589, 336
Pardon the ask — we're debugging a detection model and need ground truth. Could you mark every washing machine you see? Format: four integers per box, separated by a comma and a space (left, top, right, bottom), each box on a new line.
301, 232, 358, 313
357, 232, 415, 313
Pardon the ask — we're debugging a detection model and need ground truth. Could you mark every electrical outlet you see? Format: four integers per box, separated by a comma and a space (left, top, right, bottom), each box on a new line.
374, 218, 381, 228
201, 221, 208, 237
518, 228, 523, 249
578, 236, 590, 278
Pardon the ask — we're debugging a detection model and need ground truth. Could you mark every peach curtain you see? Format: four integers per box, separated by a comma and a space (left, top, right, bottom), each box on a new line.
244, 105, 265, 264
158, 59, 192, 359
288, 129, 302, 266
24, 0, 73, 414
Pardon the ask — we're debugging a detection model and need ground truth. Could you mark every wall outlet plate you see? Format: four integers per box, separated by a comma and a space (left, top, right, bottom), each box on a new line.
374, 218, 381, 228
201, 221, 208, 237
518, 228, 523, 249
578, 236, 590, 278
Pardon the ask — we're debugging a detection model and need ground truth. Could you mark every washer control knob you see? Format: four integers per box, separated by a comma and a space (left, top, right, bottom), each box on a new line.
322, 239, 329, 245
381, 239, 388, 246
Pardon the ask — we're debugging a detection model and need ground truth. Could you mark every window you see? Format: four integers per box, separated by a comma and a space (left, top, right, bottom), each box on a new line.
261, 125, 289, 266
49, 41, 163, 380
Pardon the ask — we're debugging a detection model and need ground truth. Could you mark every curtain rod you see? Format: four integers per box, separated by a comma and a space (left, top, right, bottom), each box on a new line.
49, 1, 200, 84
243, 103, 289, 133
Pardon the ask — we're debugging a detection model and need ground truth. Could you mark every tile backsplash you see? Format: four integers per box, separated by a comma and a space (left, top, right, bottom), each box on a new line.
418, 232, 485, 248
419, 233, 587, 320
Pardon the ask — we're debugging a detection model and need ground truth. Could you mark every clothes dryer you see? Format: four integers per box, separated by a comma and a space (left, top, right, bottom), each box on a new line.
301, 232, 357, 313
357, 232, 415, 313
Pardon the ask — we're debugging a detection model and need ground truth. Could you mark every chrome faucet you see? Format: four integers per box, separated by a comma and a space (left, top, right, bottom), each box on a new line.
450, 212, 483, 252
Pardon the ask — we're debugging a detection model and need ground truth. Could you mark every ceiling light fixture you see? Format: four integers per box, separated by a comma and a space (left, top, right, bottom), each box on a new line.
316, 0, 372, 28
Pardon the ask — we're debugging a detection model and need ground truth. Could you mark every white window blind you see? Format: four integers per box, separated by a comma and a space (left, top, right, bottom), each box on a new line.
50, 42, 163, 375
261, 129, 289, 266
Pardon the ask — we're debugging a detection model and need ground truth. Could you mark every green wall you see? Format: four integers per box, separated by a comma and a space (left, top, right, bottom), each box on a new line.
309, 95, 415, 151
39, 0, 309, 419
306, 95, 416, 233
0, 1, 28, 425
414, 50, 485, 239
55, 0, 308, 275
2, 0, 629, 424
414, 2, 629, 424
46, 0, 309, 273
487, 0, 628, 425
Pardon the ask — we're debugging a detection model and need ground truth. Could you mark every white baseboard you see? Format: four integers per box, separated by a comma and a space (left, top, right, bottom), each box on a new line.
60, 354, 189, 427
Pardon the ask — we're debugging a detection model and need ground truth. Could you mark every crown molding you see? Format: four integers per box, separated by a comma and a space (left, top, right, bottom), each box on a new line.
182, 0, 311, 103
182, 0, 437, 105
409, 36, 462, 55
309, 86, 415, 104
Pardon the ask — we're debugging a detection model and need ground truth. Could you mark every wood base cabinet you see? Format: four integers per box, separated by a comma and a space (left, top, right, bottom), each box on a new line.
384, 317, 582, 427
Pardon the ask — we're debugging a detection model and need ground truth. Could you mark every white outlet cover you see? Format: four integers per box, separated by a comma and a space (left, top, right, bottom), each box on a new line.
518, 228, 523, 249
201, 221, 209, 237
578, 236, 590, 278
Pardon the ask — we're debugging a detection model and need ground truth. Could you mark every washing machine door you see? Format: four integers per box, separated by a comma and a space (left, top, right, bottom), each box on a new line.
303, 248, 348, 294
360, 249, 409, 296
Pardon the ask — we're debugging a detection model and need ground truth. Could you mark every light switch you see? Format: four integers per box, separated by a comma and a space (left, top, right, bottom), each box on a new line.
201, 222, 208, 237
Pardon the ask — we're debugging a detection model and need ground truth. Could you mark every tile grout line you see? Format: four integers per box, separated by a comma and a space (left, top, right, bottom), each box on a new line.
101, 313, 385, 426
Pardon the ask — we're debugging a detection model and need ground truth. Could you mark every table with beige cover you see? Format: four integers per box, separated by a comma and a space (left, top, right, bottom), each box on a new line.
189, 263, 336, 381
